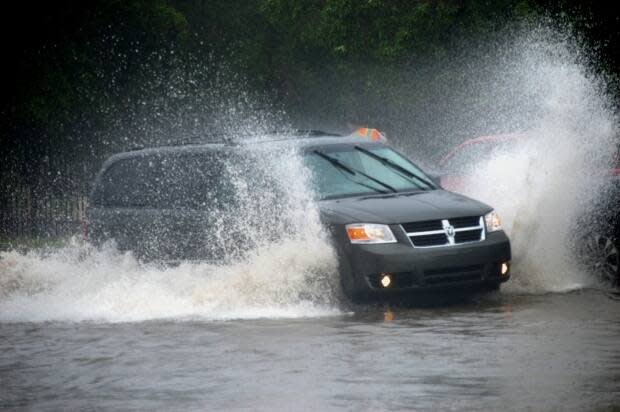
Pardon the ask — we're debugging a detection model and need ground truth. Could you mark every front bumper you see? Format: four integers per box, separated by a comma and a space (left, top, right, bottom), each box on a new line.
340, 229, 511, 296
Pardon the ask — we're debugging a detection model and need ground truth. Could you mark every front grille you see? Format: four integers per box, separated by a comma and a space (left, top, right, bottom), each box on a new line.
455, 229, 483, 243
403, 216, 484, 248
424, 265, 484, 285
411, 233, 448, 247
450, 216, 481, 228
402, 220, 443, 233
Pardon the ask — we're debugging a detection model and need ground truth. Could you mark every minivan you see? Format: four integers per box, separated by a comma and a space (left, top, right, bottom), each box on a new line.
87, 132, 512, 301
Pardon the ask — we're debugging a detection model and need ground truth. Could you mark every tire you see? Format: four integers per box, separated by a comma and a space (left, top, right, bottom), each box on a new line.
581, 232, 620, 286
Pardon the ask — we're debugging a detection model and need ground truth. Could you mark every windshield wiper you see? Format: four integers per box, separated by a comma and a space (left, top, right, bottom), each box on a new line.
354, 146, 436, 189
313, 150, 397, 193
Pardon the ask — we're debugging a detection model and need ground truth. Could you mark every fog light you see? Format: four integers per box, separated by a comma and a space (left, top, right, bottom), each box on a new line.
501, 262, 509, 276
380, 274, 392, 288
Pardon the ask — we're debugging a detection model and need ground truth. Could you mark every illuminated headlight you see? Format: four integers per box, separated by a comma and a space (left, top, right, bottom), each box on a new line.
501, 262, 509, 276
380, 273, 392, 287
346, 224, 397, 244
484, 210, 502, 232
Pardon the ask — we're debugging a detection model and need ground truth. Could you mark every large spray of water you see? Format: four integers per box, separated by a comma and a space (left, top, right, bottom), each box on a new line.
427, 26, 618, 293
1, 22, 617, 322
0, 141, 340, 323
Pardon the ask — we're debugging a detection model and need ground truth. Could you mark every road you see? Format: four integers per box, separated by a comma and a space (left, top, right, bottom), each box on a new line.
1, 289, 619, 411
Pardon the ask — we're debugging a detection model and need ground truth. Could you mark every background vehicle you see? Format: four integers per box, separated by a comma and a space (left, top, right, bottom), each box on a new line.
438, 134, 525, 193
87, 133, 512, 301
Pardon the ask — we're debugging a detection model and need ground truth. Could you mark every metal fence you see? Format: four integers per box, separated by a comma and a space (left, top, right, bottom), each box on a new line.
0, 185, 89, 240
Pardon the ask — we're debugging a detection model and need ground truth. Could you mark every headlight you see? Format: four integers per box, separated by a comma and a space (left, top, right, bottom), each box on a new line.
345, 223, 397, 244
484, 210, 502, 232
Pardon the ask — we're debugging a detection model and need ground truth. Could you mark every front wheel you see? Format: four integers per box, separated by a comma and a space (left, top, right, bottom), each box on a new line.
581, 233, 620, 286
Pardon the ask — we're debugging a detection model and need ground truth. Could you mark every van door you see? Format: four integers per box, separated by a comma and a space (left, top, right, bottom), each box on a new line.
89, 154, 166, 258
151, 152, 234, 261
90, 149, 236, 262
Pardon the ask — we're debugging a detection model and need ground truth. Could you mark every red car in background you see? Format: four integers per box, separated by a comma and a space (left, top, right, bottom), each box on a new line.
437, 133, 620, 286
438, 133, 525, 193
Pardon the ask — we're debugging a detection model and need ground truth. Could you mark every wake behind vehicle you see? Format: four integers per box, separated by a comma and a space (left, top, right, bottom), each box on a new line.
86, 132, 512, 301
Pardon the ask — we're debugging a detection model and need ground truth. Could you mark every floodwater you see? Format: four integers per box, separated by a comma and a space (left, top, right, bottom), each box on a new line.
1, 289, 619, 411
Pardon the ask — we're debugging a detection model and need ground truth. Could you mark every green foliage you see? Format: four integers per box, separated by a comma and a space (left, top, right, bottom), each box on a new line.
257, 0, 535, 61
10, 0, 189, 130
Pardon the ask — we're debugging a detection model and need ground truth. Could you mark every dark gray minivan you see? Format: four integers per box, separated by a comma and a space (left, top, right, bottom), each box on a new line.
87, 133, 511, 301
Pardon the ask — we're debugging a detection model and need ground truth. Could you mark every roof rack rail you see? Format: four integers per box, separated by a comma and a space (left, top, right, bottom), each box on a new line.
297, 129, 342, 137
267, 129, 342, 137
128, 130, 340, 151
174, 135, 234, 146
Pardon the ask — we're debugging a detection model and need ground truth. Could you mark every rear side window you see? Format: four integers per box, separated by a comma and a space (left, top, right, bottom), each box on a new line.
98, 156, 156, 207
97, 152, 232, 209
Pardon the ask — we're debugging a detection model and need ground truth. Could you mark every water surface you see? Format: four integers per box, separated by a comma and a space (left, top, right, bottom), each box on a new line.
2, 290, 619, 411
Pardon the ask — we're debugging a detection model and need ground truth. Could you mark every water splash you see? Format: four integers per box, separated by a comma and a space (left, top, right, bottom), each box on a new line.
0, 238, 338, 323
435, 26, 618, 293
2, 21, 618, 321
0, 134, 342, 323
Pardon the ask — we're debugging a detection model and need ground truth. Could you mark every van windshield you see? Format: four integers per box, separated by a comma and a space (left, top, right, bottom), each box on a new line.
303, 146, 435, 199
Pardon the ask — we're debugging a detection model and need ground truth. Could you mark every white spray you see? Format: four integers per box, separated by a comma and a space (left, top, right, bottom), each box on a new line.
0, 140, 340, 323
445, 29, 617, 293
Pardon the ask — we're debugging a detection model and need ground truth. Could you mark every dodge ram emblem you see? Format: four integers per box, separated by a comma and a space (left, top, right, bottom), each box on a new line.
444, 224, 455, 239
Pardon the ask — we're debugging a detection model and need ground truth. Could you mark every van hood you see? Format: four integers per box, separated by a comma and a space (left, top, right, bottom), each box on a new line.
319, 190, 493, 224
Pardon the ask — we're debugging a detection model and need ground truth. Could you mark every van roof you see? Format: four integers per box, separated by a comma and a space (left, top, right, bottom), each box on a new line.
106, 133, 382, 162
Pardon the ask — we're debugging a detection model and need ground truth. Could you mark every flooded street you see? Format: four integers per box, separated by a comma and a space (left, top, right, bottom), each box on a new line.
1, 4, 619, 410
2, 289, 619, 411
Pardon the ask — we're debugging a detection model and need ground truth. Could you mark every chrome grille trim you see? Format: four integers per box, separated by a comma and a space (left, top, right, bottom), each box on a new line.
403, 216, 485, 248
